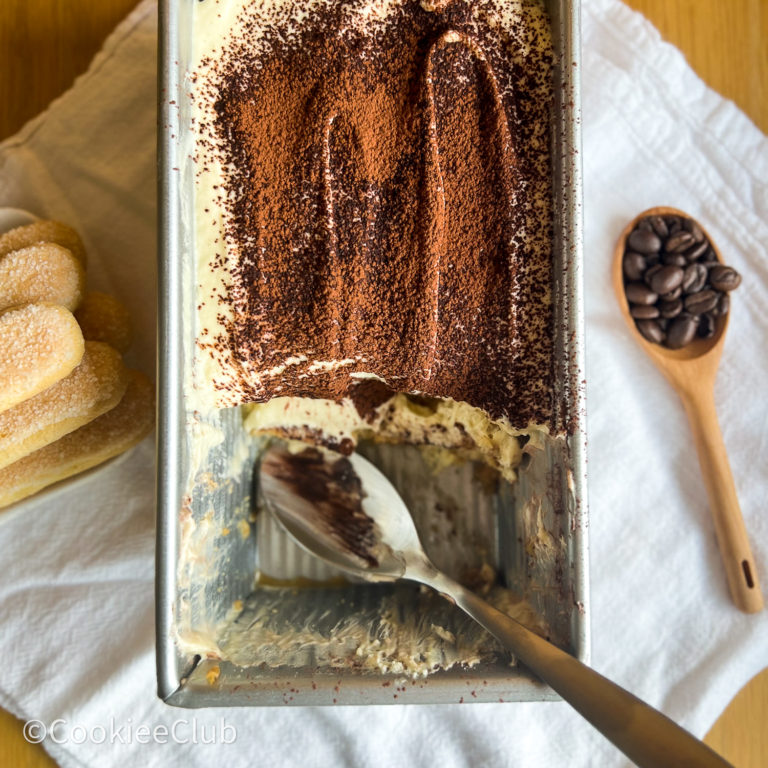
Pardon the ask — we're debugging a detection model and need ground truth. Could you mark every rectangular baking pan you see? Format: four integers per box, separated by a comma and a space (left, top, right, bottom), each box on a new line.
157, 0, 587, 706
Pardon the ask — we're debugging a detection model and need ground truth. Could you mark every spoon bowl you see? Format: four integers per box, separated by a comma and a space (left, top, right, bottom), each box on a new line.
260, 443, 730, 768
614, 206, 762, 613
613, 205, 726, 369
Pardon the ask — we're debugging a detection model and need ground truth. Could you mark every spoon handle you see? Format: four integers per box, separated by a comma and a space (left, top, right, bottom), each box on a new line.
425, 571, 731, 768
679, 386, 764, 613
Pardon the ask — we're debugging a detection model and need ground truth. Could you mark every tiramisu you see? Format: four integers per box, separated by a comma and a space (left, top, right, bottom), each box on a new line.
191, 0, 555, 478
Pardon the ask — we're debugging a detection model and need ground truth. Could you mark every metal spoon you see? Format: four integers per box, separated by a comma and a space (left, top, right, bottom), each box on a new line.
613, 206, 762, 613
260, 444, 731, 768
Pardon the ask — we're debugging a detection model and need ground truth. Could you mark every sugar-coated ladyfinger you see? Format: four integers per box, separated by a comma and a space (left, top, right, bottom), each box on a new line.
74, 291, 133, 353
0, 243, 85, 312
0, 341, 128, 470
0, 370, 154, 509
0, 220, 87, 265
0, 303, 85, 414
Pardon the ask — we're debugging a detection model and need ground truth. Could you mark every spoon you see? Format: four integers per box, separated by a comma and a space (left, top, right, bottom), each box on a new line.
260, 445, 732, 768
614, 206, 762, 614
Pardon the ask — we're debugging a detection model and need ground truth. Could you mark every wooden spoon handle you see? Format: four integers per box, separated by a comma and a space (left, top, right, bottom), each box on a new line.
680, 387, 763, 613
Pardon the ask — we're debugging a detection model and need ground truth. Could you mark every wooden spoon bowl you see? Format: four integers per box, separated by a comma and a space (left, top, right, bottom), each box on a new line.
614, 206, 763, 613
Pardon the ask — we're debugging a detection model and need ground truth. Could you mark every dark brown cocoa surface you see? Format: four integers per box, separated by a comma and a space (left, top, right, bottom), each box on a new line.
193, 1, 556, 428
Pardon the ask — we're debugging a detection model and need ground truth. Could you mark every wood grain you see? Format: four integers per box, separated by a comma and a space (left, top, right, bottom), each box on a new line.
0, 1, 766, 767
0, 0, 142, 139
625, 0, 768, 132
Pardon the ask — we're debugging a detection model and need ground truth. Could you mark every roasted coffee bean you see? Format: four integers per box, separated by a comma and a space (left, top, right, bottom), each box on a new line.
648, 216, 669, 238
623, 251, 647, 281
658, 298, 683, 318
683, 240, 709, 261
697, 312, 716, 338
667, 314, 699, 349
636, 319, 665, 344
681, 263, 708, 293
662, 252, 688, 267
665, 230, 696, 253
661, 285, 683, 301
683, 218, 705, 242
628, 228, 662, 254
684, 289, 719, 315
637, 218, 653, 232
645, 252, 661, 268
625, 281, 658, 305
630, 304, 660, 319
709, 265, 742, 291
665, 215, 682, 233
700, 260, 720, 271
648, 265, 684, 295
643, 264, 664, 287
715, 292, 730, 317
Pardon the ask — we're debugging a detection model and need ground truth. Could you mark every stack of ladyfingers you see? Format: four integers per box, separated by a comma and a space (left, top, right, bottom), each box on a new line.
0, 220, 154, 508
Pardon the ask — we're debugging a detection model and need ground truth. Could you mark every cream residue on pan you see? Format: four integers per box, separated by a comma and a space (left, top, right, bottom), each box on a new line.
174, 439, 568, 678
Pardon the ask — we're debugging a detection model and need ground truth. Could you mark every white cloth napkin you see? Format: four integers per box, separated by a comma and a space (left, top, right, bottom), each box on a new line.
1, 0, 766, 765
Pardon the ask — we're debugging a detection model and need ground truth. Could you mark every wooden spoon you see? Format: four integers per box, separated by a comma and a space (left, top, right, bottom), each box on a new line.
614, 205, 763, 614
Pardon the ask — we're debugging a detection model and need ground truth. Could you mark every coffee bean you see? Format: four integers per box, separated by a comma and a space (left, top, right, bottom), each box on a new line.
628, 228, 662, 254
665, 216, 682, 233
625, 281, 658, 305
683, 240, 709, 261
697, 312, 716, 338
645, 252, 661, 268
661, 285, 682, 301
665, 231, 696, 253
684, 289, 719, 315
662, 252, 688, 267
681, 263, 708, 293
637, 218, 653, 232
648, 265, 684, 295
636, 319, 665, 344
716, 292, 730, 317
700, 260, 720, 271
709, 265, 742, 291
658, 298, 683, 318
644, 264, 664, 287
648, 216, 669, 238
683, 218, 705, 243
667, 314, 699, 349
630, 304, 660, 319
623, 251, 647, 281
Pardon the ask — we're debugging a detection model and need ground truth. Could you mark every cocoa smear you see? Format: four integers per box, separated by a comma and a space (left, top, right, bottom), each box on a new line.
262, 447, 379, 568
196, 0, 555, 428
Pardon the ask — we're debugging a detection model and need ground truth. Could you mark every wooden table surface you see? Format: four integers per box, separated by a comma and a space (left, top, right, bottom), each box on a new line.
1, 1, 766, 766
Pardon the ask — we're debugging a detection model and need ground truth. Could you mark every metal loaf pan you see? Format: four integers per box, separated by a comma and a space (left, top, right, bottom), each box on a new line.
157, 0, 587, 706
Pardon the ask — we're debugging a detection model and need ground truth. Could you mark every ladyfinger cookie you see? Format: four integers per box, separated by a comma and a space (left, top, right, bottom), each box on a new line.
0, 243, 85, 312
0, 370, 154, 509
0, 341, 127, 470
0, 220, 86, 265
75, 291, 133, 353
0, 303, 84, 414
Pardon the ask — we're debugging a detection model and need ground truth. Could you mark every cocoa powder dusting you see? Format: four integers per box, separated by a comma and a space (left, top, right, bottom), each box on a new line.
194, 0, 556, 428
